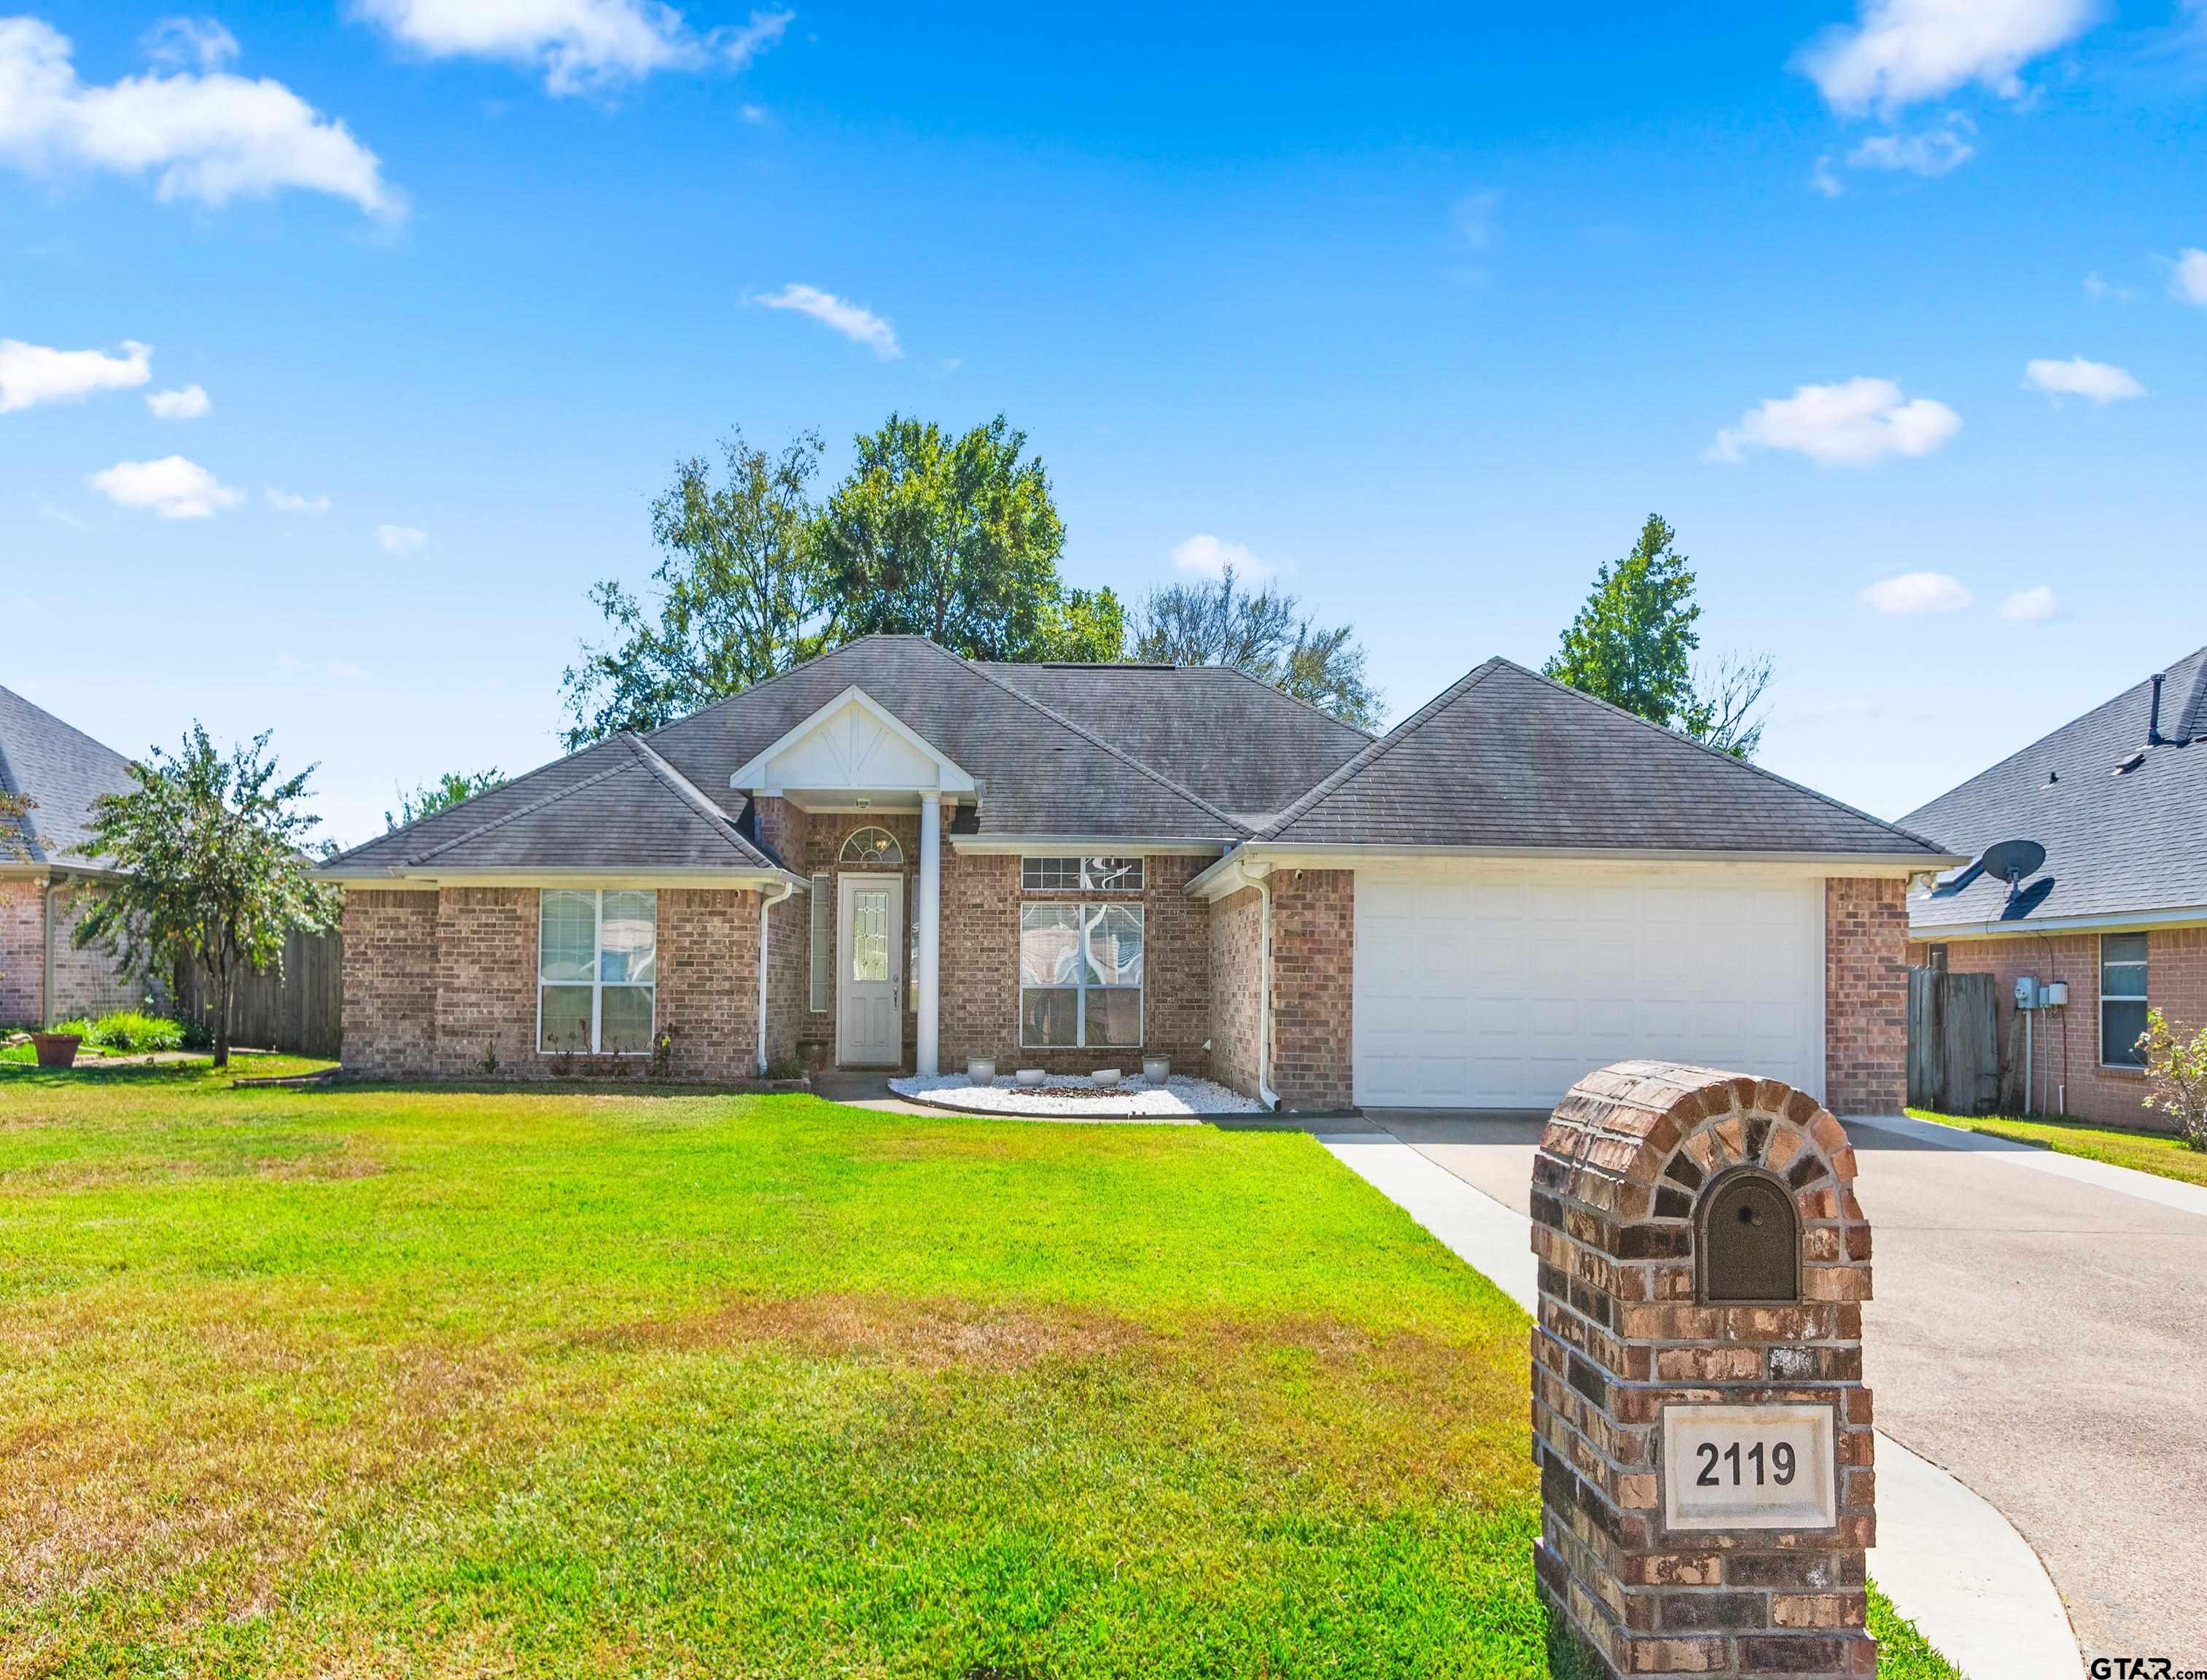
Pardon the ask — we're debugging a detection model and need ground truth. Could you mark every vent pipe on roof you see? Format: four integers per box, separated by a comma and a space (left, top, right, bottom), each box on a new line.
2148, 674, 2168, 747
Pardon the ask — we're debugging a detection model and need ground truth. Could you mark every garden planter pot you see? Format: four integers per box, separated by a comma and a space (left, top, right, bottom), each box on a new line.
966, 1058, 997, 1082
31, 1032, 82, 1070
1015, 1068, 1047, 1087
1143, 1058, 1170, 1084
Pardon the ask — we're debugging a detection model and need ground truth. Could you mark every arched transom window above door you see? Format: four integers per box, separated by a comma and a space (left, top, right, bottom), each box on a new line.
840, 826, 904, 866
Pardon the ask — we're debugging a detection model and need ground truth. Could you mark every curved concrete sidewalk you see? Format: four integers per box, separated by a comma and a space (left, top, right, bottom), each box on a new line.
1319, 1129, 2082, 1680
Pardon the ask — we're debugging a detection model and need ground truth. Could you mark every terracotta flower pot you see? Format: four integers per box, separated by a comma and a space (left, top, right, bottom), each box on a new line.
31, 1032, 82, 1070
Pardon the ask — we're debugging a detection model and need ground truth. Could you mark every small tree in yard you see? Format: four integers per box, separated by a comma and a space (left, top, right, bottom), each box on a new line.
72, 726, 340, 1069
2138, 1007, 2207, 1152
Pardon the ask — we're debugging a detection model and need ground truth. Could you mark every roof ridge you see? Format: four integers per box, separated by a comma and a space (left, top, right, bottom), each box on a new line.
922, 639, 1250, 836
1488, 658, 1955, 855
640, 634, 907, 742
1210, 658, 1379, 741
1256, 660, 1506, 839
620, 734, 774, 866
402, 752, 638, 866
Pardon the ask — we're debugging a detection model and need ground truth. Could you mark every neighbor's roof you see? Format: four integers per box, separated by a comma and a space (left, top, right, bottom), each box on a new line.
1904, 643, 2207, 934
981, 659, 1371, 825
1253, 658, 1955, 860
0, 683, 141, 871
324, 731, 781, 877
647, 636, 1251, 843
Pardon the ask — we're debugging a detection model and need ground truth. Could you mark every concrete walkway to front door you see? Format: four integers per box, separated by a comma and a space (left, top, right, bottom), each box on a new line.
1337, 1110, 2094, 1680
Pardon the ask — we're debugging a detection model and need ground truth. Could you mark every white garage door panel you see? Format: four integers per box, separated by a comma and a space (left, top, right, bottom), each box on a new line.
1352, 872, 1823, 1109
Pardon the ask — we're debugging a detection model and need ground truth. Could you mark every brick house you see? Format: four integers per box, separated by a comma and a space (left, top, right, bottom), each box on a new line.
0, 685, 151, 1027
322, 637, 1955, 1111
1904, 642, 2207, 1130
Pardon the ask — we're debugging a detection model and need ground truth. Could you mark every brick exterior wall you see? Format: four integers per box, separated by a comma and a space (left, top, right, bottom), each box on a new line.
1823, 877, 1908, 1116
1268, 868, 1353, 1111
658, 887, 760, 1081
0, 877, 152, 1027
1207, 885, 1263, 1099
343, 890, 438, 1078
1907, 925, 2207, 1132
938, 841, 1214, 1078
341, 884, 766, 1081
1532, 1062, 1876, 1679
0, 879, 40, 1025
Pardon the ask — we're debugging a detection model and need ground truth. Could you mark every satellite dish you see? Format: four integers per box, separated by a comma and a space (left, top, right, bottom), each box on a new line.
2001, 877, 2056, 922
1931, 838, 2047, 899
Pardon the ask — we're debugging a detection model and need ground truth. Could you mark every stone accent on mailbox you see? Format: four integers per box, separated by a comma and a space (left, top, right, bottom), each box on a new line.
1530, 1060, 1875, 1680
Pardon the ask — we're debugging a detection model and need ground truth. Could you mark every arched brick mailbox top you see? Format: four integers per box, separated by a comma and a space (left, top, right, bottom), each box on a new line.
1529, 1061, 1876, 1680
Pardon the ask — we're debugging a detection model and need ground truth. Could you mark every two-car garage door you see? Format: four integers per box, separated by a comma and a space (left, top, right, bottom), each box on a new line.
1352, 867, 1824, 1110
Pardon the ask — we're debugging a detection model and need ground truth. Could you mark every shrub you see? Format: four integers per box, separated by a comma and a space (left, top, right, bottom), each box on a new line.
96, 1011, 185, 1052
2139, 1007, 2207, 1153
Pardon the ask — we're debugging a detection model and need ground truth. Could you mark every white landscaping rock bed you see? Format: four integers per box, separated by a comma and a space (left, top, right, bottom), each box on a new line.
889, 1072, 1264, 1117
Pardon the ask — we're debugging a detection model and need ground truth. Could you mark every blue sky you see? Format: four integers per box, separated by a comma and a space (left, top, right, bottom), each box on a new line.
4, 0, 2205, 847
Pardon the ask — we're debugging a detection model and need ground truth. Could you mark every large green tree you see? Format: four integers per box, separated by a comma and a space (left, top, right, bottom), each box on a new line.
1544, 513, 1772, 759
72, 726, 340, 1068
814, 413, 1123, 663
563, 429, 837, 748
1130, 566, 1383, 729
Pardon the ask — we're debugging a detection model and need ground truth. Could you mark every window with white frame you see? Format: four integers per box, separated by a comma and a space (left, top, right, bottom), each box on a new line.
1021, 856, 1145, 892
2101, 933, 2149, 1068
539, 889, 657, 1054
841, 827, 903, 866
1020, 903, 1143, 1048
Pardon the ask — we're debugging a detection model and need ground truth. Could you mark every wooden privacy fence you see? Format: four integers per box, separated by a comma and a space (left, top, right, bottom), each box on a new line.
1906, 966, 1998, 1114
173, 927, 343, 1058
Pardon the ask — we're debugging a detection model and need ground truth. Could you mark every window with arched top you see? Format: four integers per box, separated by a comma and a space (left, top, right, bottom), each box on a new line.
840, 826, 903, 866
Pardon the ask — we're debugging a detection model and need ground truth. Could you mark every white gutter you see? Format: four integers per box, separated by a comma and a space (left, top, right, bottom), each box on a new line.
1232, 855, 1280, 1112
1910, 901, 2207, 941
756, 878, 797, 1076
1186, 843, 1964, 900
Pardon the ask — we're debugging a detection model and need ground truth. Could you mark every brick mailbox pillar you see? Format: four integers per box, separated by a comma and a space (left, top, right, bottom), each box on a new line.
1530, 1060, 1875, 1679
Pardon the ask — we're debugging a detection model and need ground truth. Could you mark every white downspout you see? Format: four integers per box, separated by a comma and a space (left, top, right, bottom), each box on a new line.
42, 877, 57, 1030
1235, 856, 1280, 1112
916, 790, 941, 1076
757, 878, 796, 1076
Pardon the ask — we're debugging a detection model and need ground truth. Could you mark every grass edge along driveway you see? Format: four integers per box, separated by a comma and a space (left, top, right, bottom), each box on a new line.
0, 1068, 1958, 1676
1910, 1105, 2207, 1189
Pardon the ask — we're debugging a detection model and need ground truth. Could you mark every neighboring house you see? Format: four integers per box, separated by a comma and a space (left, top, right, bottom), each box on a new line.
321, 636, 1955, 1111
0, 685, 149, 1027
1904, 643, 2207, 1129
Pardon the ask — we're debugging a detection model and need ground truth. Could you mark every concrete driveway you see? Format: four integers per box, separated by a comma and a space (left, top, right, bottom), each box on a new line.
1369, 1110, 2207, 1669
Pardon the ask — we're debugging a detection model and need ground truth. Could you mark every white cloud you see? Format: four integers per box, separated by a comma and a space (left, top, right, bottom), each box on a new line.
356, 0, 791, 96
756, 284, 901, 358
265, 486, 330, 513
0, 337, 150, 412
1846, 114, 1974, 176
2000, 586, 2060, 621
1708, 377, 1961, 466
88, 454, 242, 518
1451, 189, 1499, 249
1798, 0, 2097, 115
142, 17, 240, 71
1170, 534, 1271, 581
2172, 248, 2207, 308
146, 382, 210, 419
1860, 572, 1973, 615
0, 16, 398, 217
2024, 356, 2142, 402
2082, 271, 2133, 302
1810, 153, 1845, 197
377, 523, 427, 553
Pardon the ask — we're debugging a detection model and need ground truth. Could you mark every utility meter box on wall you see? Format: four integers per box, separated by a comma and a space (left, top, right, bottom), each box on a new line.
2042, 980, 2069, 1008
2015, 976, 2041, 1010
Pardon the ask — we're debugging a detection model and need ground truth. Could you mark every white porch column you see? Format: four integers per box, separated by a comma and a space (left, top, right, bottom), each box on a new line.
916, 791, 942, 1076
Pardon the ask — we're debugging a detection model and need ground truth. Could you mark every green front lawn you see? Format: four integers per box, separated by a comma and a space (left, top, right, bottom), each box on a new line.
0, 1067, 1958, 1676
1910, 1106, 2207, 1189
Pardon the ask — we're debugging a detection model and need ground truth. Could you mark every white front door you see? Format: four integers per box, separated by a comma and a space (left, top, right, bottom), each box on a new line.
1352, 866, 1825, 1110
837, 872, 904, 1067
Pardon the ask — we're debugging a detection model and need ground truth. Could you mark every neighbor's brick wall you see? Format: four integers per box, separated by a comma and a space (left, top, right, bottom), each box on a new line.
1908, 927, 2207, 1132
1207, 884, 1263, 1099
1825, 877, 1908, 1115
1269, 868, 1353, 1111
0, 879, 42, 1025
343, 890, 438, 1078
658, 887, 759, 1081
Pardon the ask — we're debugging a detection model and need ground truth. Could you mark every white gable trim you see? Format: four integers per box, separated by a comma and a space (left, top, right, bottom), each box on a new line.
728, 685, 977, 798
